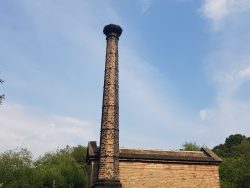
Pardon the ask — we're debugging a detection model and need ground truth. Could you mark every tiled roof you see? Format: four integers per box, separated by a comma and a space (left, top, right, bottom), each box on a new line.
119, 148, 221, 164
86, 141, 222, 165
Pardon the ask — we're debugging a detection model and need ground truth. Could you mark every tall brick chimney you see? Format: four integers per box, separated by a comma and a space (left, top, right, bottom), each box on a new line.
94, 24, 122, 188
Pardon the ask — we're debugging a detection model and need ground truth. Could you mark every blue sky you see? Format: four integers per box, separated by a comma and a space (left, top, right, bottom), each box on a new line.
1, 0, 250, 156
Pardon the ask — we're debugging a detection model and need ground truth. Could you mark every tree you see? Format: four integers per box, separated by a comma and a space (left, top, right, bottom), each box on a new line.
0, 79, 4, 104
0, 146, 88, 187
0, 148, 35, 187
219, 156, 250, 188
225, 134, 247, 148
34, 146, 87, 188
182, 142, 201, 151
213, 134, 249, 157
71, 145, 87, 167
213, 134, 250, 188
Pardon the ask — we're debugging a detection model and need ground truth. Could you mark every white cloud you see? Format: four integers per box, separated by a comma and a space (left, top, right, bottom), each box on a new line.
199, 0, 250, 141
176, 0, 193, 2
139, 0, 152, 14
201, 0, 228, 21
1, 0, 188, 152
199, 109, 208, 121
201, 0, 250, 29
238, 66, 250, 78
5, 0, 250, 155
199, 108, 214, 121
0, 102, 97, 157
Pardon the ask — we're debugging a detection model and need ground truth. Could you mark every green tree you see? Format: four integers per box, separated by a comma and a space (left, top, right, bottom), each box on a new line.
182, 142, 201, 151
213, 144, 228, 158
71, 145, 87, 166
0, 79, 4, 104
0, 148, 35, 187
213, 134, 249, 157
34, 146, 87, 187
219, 156, 250, 188
225, 134, 247, 147
0, 146, 88, 187
213, 134, 250, 188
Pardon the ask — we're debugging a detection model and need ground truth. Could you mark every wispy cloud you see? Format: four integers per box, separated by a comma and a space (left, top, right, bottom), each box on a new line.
139, 0, 152, 14
1, 0, 188, 153
0, 102, 97, 157
238, 66, 250, 78
201, 0, 250, 30
199, 108, 214, 121
201, 0, 228, 21
3, 0, 250, 155
199, 0, 250, 141
176, 0, 193, 2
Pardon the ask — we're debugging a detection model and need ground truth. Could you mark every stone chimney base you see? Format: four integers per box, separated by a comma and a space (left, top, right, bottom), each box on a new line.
93, 179, 122, 188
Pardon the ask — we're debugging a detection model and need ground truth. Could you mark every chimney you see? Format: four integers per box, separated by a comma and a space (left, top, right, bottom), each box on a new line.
94, 24, 122, 188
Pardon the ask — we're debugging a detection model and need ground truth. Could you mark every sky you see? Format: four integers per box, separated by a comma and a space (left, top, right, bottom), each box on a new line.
1, 0, 250, 157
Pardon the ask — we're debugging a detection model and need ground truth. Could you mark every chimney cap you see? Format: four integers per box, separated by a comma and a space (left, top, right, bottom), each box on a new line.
103, 24, 122, 37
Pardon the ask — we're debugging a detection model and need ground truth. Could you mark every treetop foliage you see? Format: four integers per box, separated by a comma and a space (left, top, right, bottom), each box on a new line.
213, 134, 250, 158
0, 145, 88, 188
181, 142, 201, 151
0, 78, 4, 105
212, 134, 250, 188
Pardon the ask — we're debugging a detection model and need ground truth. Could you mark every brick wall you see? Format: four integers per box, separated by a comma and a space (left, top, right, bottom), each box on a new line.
119, 161, 220, 188
87, 143, 221, 188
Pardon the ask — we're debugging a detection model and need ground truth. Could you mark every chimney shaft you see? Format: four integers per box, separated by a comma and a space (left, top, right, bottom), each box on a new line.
94, 24, 122, 188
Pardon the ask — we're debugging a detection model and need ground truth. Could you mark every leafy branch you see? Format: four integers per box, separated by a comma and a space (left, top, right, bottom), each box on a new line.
0, 79, 5, 105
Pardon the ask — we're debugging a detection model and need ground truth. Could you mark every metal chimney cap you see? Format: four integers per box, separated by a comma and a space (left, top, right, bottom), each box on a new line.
103, 24, 122, 37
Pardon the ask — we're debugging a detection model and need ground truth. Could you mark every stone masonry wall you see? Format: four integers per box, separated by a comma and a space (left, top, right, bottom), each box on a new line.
89, 160, 220, 188
119, 161, 220, 188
